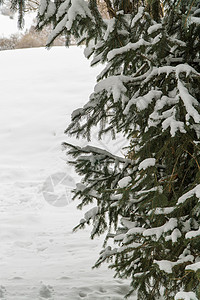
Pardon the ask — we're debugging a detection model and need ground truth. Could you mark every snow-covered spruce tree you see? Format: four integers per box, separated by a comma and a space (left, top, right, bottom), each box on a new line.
35, 0, 199, 299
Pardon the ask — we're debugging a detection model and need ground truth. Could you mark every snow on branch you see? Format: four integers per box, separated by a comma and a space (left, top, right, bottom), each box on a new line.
147, 23, 162, 35
65, 0, 93, 31
84, 206, 99, 222
107, 39, 149, 61
130, 6, 144, 28
39, 0, 48, 15
95, 246, 117, 266
46, 15, 68, 45
148, 207, 175, 215
38, 0, 94, 45
124, 90, 162, 113
186, 227, 200, 239
162, 107, 186, 137
143, 218, 178, 240
177, 184, 200, 205
144, 64, 199, 84
154, 254, 194, 274
94, 75, 129, 103
175, 292, 198, 300
186, 262, 200, 272
138, 158, 156, 170
56, 0, 71, 20
63, 143, 133, 173
177, 79, 200, 124
118, 176, 132, 188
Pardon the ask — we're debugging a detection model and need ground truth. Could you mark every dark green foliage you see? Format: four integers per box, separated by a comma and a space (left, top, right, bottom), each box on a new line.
62, 3, 200, 298
59, 1, 200, 299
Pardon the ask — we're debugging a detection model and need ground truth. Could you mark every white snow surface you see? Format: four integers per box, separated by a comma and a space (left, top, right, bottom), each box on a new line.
0, 47, 134, 299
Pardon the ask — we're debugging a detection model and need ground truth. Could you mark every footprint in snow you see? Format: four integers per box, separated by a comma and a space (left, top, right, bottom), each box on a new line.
39, 284, 54, 299
14, 241, 33, 248
37, 245, 48, 252
10, 276, 24, 280
79, 291, 87, 298
57, 276, 70, 280
99, 286, 107, 293
0, 286, 6, 299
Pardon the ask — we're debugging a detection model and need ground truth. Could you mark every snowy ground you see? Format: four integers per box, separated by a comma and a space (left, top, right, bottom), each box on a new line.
0, 47, 134, 299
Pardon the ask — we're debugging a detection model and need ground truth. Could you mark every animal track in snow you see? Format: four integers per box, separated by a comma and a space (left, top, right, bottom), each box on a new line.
39, 284, 54, 299
0, 286, 6, 299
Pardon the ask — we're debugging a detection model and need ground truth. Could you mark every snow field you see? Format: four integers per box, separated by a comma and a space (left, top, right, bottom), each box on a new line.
0, 47, 134, 299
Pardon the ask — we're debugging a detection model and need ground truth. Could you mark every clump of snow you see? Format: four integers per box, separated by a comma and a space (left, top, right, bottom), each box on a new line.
191, 17, 200, 25
118, 176, 132, 188
154, 260, 176, 274
177, 184, 200, 204
186, 262, 200, 272
138, 158, 156, 170
46, 15, 68, 45
39, 0, 48, 15
162, 109, 186, 137
45, 0, 94, 44
165, 228, 182, 243
147, 24, 162, 35
175, 291, 198, 300
56, 0, 70, 20
154, 254, 194, 274
114, 234, 125, 242
84, 206, 99, 222
141, 64, 200, 137
148, 207, 174, 215
126, 227, 145, 235
186, 227, 200, 239
121, 218, 137, 229
143, 218, 177, 240
124, 90, 162, 113
104, 18, 115, 41
177, 78, 200, 124
65, 0, 93, 31
130, 6, 144, 28
94, 75, 128, 103
107, 39, 149, 61
45, 1, 56, 20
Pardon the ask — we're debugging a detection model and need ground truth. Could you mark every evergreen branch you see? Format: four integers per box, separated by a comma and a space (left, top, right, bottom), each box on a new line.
184, 0, 197, 26
103, 0, 116, 18
183, 148, 200, 170
172, 269, 193, 281
63, 142, 132, 164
